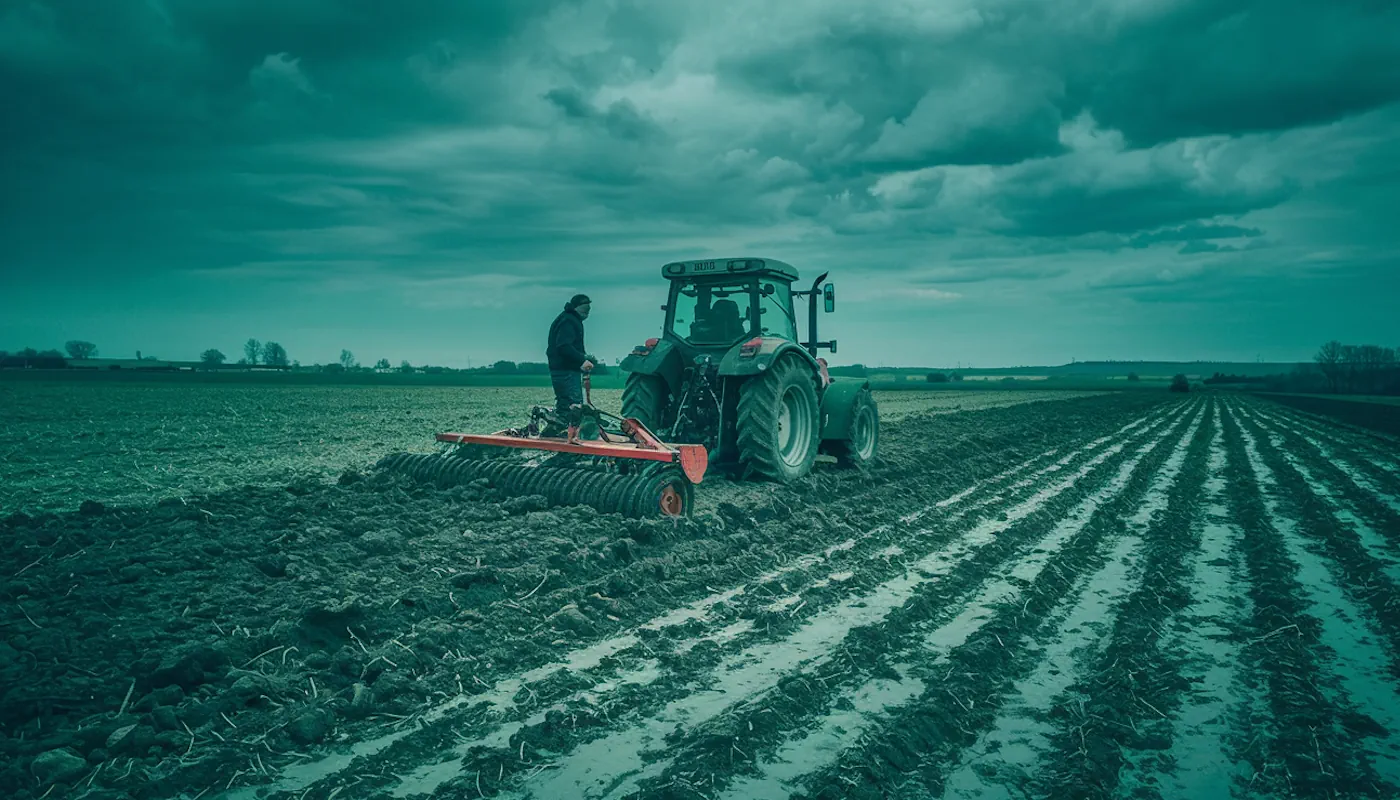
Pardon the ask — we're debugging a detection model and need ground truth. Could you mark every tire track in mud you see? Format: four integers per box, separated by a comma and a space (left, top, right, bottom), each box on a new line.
1021, 398, 1215, 799
213, 401, 1185, 799
1220, 400, 1400, 797
1246, 402, 1400, 521
649, 402, 1208, 800
1257, 398, 1400, 463
1228, 404, 1400, 790
892, 400, 1211, 800
1158, 403, 1260, 799
1234, 405, 1400, 689
417, 403, 1201, 800
1238, 405, 1400, 581
591, 400, 1209, 800
1255, 403, 1400, 494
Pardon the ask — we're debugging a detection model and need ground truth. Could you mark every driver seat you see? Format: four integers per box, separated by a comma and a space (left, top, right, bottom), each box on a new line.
709, 299, 745, 341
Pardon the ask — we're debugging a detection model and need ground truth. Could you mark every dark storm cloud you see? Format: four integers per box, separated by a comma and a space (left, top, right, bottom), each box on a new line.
543, 86, 664, 142
715, 17, 1071, 172
1128, 222, 1263, 248
717, 0, 1400, 158
1069, 0, 1400, 146
0, 0, 600, 288
2, 0, 1398, 365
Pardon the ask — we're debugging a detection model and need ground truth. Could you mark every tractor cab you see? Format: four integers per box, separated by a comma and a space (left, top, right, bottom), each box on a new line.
663, 260, 801, 351
622, 257, 873, 480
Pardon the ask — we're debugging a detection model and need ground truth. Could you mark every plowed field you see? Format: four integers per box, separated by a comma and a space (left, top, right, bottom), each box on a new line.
3, 388, 1400, 800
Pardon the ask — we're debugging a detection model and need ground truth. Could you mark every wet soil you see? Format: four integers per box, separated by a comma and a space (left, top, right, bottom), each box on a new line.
3, 391, 1399, 800
1260, 392, 1400, 438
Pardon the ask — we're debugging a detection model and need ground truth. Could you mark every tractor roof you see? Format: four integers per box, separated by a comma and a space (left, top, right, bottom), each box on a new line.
661, 257, 799, 283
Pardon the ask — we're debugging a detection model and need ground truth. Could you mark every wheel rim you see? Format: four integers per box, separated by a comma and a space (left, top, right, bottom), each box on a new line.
659, 484, 684, 517
852, 403, 876, 460
777, 385, 812, 468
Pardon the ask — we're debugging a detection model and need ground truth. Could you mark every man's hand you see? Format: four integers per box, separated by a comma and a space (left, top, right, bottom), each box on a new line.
581, 360, 595, 372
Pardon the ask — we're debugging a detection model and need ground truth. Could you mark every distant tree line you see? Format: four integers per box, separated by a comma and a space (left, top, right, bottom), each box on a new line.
213, 338, 291, 368
1310, 341, 1399, 395
1200, 341, 1400, 396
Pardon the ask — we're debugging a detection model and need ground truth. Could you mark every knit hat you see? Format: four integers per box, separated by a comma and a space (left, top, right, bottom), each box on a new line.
568, 293, 592, 309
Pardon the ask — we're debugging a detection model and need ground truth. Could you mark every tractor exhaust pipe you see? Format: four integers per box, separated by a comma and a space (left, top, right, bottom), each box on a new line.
802, 271, 829, 357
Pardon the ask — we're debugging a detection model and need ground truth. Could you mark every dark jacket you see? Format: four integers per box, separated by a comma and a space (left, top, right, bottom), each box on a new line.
547, 307, 590, 371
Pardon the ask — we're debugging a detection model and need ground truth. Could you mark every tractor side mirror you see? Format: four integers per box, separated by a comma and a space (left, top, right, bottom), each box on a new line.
830, 339, 838, 354
823, 283, 835, 312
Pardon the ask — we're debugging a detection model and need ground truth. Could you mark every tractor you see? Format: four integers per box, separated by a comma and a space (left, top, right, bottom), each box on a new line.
379, 257, 880, 518
619, 257, 878, 483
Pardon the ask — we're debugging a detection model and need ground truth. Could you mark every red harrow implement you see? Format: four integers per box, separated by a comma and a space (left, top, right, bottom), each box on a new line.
376, 375, 707, 518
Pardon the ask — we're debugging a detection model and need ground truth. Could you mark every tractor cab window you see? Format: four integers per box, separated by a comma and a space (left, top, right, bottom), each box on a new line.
670, 280, 754, 346
756, 282, 798, 341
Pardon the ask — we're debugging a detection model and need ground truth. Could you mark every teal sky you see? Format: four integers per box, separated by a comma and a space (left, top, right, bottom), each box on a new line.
2, 0, 1398, 368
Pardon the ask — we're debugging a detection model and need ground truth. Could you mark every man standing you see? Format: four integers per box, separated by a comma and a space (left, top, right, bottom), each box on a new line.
546, 293, 596, 419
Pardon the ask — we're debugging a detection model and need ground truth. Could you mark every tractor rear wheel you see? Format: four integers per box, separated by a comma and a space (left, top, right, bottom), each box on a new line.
622, 373, 669, 432
737, 356, 820, 483
828, 387, 879, 468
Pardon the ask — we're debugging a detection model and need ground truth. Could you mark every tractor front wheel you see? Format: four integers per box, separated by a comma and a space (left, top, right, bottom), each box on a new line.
828, 387, 879, 468
622, 373, 669, 432
737, 356, 820, 483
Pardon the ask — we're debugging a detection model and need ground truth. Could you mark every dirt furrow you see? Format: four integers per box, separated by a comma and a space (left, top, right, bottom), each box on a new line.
207, 402, 1186, 800
704, 402, 1207, 800
728, 405, 1191, 624
928, 401, 1209, 800
1158, 403, 1264, 799
1219, 401, 1397, 797
1019, 397, 1214, 798
1245, 403, 1400, 529
410, 403, 1205, 800
1238, 406, 1400, 582
282, 410, 1180, 797
1234, 405, 1400, 690
1255, 396, 1400, 458
674, 401, 1206, 800
1260, 403, 1400, 498
1257, 400, 1400, 494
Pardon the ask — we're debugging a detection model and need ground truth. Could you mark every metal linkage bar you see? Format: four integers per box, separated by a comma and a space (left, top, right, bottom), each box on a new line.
435, 430, 708, 484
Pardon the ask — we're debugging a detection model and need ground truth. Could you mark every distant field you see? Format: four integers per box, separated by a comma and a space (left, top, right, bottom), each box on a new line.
1253, 391, 1400, 437
0, 381, 1102, 514
1260, 392, 1400, 407
0, 367, 634, 390
873, 390, 1108, 422
0, 366, 1199, 392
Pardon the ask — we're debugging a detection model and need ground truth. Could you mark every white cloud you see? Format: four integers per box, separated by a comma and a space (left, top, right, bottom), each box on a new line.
848, 286, 963, 303
250, 52, 314, 95
863, 66, 1063, 162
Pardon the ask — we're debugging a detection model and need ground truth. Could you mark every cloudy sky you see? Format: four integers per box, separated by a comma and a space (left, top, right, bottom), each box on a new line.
2, 0, 1397, 368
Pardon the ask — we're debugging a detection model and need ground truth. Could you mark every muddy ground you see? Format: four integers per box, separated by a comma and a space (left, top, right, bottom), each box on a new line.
0, 381, 1097, 514
3, 391, 1399, 800
1259, 392, 1400, 438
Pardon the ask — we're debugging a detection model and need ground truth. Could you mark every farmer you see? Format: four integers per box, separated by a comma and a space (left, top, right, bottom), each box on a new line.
546, 293, 597, 418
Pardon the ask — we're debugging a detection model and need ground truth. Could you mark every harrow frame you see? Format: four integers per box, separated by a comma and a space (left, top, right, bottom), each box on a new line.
434, 425, 708, 485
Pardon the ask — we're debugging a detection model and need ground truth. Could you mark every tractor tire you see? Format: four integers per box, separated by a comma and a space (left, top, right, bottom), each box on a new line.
827, 387, 879, 468
736, 356, 821, 483
622, 373, 669, 432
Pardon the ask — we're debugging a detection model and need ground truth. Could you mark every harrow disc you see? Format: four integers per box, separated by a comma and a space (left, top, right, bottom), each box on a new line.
375, 452, 694, 519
